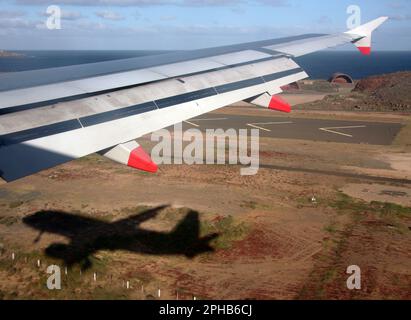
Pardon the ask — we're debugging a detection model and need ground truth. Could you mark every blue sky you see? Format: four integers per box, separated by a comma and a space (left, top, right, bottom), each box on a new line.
0, 0, 410, 50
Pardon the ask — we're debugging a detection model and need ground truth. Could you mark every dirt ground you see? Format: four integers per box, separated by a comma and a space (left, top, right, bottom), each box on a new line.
0, 105, 410, 300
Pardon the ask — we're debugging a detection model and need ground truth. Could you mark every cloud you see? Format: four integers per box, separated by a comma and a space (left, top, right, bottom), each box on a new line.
160, 15, 177, 21
387, 2, 407, 10
95, 10, 124, 21
61, 10, 83, 20
315, 15, 332, 25
231, 7, 245, 14
13, 0, 224, 6
253, 0, 288, 6
389, 14, 411, 21
0, 18, 34, 29
39, 9, 83, 21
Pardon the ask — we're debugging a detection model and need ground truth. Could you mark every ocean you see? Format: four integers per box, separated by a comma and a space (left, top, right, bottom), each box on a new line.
0, 50, 410, 80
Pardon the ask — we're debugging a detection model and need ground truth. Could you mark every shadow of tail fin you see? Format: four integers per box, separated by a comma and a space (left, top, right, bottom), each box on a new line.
171, 210, 219, 258
171, 210, 200, 243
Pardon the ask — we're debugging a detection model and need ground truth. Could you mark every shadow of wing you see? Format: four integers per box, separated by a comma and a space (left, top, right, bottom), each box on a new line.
114, 205, 168, 227
23, 210, 105, 239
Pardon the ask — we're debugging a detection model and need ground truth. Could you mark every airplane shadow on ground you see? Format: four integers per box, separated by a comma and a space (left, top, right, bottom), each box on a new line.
23, 206, 219, 270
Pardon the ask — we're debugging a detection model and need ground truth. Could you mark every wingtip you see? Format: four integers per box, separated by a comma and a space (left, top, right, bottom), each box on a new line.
346, 16, 388, 55
345, 16, 389, 36
376, 16, 389, 26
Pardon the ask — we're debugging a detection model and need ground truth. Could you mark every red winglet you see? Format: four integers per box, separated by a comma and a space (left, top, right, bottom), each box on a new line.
268, 95, 291, 113
357, 46, 371, 55
127, 146, 158, 173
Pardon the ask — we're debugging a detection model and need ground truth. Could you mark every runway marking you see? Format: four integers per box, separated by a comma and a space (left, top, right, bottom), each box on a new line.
246, 121, 293, 132
184, 120, 200, 127
319, 125, 367, 138
251, 121, 293, 126
246, 124, 272, 132
191, 118, 228, 121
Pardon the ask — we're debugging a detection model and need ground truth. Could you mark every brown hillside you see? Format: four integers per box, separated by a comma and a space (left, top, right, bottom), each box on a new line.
353, 72, 411, 111
296, 72, 411, 112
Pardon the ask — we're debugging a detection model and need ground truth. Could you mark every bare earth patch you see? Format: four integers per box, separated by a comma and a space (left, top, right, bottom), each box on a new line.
342, 183, 411, 207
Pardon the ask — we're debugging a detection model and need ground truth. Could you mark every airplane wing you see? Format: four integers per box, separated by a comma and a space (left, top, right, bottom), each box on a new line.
0, 17, 388, 182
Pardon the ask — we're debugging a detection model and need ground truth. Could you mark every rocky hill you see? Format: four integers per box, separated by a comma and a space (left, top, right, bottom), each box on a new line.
353, 71, 411, 111
296, 72, 411, 112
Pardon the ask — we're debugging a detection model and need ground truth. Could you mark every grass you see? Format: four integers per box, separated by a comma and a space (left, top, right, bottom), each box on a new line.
240, 200, 257, 210
0, 215, 19, 226
0, 206, 250, 299
0, 247, 117, 299
393, 118, 411, 147
299, 192, 411, 299
329, 192, 370, 213
8, 201, 24, 209
372, 201, 411, 219
75, 154, 104, 163
200, 215, 249, 250
330, 192, 411, 229
323, 223, 338, 234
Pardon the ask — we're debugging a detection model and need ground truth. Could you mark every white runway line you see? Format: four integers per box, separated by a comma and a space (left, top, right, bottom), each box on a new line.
190, 118, 228, 121
247, 121, 293, 132
252, 121, 294, 125
246, 124, 272, 132
184, 120, 200, 127
319, 125, 367, 138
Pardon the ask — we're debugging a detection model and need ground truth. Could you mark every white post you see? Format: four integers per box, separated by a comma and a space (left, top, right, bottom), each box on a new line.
126, 281, 130, 289
93, 272, 97, 282
11, 252, 15, 260
158, 289, 161, 298
37, 259, 41, 268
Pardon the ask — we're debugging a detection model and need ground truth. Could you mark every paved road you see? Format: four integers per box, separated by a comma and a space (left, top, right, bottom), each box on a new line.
181, 115, 404, 145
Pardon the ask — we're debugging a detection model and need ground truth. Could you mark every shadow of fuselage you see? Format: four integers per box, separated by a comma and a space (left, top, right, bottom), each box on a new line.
23, 206, 219, 269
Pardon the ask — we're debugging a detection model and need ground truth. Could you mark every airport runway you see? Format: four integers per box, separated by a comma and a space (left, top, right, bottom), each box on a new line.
182, 115, 404, 145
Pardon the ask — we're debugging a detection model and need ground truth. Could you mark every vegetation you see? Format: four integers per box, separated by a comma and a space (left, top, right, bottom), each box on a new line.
200, 215, 249, 250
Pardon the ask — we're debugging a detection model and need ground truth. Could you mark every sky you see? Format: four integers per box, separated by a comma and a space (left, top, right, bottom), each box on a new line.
0, 0, 410, 50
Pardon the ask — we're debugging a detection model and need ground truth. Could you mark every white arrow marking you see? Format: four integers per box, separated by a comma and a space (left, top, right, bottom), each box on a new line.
191, 118, 228, 121
319, 125, 366, 138
247, 124, 272, 132
247, 121, 293, 132
184, 120, 200, 127
252, 121, 293, 126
